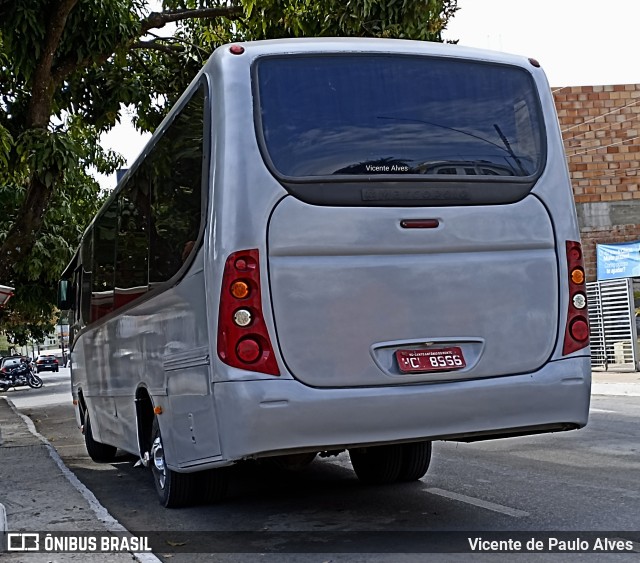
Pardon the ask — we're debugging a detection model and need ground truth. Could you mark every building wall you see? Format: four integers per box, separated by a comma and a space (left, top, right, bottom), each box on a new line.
553, 84, 640, 280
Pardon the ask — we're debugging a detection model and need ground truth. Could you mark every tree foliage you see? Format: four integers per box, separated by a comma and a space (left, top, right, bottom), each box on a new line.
0, 0, 457, 345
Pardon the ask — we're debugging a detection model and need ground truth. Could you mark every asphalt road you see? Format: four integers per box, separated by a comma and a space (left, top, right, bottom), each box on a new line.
6, 369, 640, 562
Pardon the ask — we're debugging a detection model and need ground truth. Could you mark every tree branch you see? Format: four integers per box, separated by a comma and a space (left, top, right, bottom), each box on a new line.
140, 6, 243, 34
131, 40, 184, 55
26, 0, 79, 128
51, 5, 243, 87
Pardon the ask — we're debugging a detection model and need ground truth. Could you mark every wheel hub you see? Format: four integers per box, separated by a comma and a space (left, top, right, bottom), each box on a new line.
151, 436, 166, 489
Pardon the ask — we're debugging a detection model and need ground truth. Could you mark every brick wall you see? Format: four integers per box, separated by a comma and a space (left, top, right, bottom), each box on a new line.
553, 85, 640, 280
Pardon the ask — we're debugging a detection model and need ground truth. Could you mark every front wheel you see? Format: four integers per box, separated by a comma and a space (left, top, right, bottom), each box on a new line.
27, 373, 43, 389
150, 417, 196, 508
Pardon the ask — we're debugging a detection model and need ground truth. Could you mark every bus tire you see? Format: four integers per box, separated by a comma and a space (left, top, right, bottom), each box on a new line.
349, 444, 402, 485
150, 417, 194, 508
397, 441, 432, 482
195, 467, 230, 504
84, 413, 117, 463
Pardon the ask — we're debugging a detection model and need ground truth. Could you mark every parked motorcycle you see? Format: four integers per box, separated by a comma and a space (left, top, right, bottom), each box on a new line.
0, 362, 44, 391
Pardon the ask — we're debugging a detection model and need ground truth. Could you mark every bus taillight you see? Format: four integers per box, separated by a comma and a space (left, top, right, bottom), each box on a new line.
562, 241, 589, 356
217, 249, 280, 375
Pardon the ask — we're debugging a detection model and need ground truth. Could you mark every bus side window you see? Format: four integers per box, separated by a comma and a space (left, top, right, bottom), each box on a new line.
91, 200, 117, 322
115, 170, 150, 307
148, 86, 204, 284
80, 229, 93, 326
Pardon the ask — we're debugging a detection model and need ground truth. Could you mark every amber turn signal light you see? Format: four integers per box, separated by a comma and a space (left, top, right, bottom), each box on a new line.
230, 280, 250, 299
571, 268, 585, 285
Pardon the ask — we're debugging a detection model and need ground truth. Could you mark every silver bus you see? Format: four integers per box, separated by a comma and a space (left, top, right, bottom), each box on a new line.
59, 38, 591, 508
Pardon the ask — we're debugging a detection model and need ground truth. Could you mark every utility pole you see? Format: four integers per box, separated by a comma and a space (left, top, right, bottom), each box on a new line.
59, 319, 67, 366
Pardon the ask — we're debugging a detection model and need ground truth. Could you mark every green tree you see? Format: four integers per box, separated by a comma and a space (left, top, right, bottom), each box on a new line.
0, 0, 457, 344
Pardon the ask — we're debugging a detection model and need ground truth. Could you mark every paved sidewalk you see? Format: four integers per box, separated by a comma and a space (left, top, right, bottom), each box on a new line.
1, 370, 638, 560
0, 396, 159, 562
592, 369, 640, 396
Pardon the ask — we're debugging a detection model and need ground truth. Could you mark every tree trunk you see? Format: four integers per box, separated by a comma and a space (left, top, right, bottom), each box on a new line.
0, 175, 55, 283
0, 0, 79, 284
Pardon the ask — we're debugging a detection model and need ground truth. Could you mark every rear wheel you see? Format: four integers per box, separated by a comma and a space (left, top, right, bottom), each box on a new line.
84, 413, 117, 463
150, 417, 196, 508
349, 444, 403, 485
397, 441, 432, 482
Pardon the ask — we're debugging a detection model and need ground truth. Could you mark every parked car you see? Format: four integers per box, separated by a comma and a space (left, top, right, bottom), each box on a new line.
35, 354, 59, 373
0, 355, 27, 374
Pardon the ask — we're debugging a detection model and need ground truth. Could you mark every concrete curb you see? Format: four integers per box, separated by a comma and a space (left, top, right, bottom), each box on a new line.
0, 502, 6, 551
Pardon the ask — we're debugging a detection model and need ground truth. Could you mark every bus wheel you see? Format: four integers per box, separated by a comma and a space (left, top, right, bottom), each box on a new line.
84, 413, 117, 463
397, 441, 432, 482
349, 444, 402, 485
150, 417, 194, 508
195, 467, 230, 504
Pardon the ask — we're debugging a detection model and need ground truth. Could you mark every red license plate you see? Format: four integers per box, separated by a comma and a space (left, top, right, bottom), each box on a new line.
396, 347, 466, 374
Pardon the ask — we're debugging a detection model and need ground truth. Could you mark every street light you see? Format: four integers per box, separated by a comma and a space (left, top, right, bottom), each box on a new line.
0, 285, 14, 308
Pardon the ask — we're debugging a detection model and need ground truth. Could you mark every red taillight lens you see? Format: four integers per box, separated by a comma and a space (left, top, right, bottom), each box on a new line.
236, 338, 262, 363
217, 249, 279, 375
563, 241, 589, 355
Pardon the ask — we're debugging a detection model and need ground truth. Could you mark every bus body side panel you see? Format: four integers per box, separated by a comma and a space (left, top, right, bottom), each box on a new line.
72, 249, 223, 466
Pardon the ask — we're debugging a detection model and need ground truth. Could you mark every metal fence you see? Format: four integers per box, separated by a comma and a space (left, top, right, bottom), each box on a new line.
586, 278, 638, 371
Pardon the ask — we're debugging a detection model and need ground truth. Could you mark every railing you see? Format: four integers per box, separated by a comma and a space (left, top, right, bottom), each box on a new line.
586, 278, 638, 371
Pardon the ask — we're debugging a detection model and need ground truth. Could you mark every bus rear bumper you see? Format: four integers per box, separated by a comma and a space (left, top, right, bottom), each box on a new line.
214, 356, 591, 462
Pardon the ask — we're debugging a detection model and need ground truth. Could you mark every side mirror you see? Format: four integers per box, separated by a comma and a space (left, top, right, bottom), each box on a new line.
58, 279, 74, 310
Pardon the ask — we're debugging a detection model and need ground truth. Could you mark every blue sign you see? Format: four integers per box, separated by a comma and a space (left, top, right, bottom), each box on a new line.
596, 241, 640, 280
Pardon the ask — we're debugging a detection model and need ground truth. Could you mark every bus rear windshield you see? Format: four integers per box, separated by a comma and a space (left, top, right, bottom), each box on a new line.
255, 55, 544, 179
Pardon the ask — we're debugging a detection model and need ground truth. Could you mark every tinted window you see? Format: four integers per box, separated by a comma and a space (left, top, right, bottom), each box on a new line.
80, 231, 93, 325
149, 87, 204, 284
115, 171, 150, 306
91, 201, 117, 322
256, 55, 543, 178
77, 83, 206, 326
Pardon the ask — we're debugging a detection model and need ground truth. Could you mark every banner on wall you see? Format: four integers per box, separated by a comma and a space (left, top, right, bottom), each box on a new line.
596, 240, 640, 280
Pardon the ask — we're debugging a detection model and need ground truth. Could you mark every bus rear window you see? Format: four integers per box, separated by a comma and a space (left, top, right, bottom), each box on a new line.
255, 55, 544, 180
